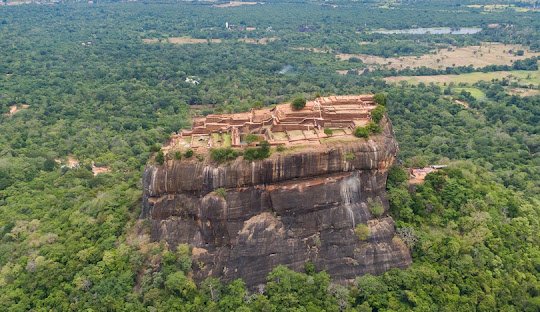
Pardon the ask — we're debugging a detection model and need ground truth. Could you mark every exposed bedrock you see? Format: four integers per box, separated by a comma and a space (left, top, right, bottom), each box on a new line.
142, 118, 411, 287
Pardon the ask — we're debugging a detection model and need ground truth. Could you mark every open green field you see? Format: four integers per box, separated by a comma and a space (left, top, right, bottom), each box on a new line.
385, 69, 540, 87
453, 87, 486, 100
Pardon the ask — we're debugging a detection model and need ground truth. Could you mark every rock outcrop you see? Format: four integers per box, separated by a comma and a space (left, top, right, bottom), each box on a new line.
142, 116, 411, 287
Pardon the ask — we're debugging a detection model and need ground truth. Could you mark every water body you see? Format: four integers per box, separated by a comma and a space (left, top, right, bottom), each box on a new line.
372, 27, 482, 35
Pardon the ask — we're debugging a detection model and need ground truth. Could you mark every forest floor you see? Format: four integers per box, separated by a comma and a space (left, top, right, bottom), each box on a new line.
337, 43, 540, 70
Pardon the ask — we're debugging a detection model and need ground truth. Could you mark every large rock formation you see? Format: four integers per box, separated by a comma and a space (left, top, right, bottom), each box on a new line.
142, 116, 411, 287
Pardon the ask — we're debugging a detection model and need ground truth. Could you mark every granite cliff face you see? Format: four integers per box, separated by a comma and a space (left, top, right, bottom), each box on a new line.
142, 116, 411, 287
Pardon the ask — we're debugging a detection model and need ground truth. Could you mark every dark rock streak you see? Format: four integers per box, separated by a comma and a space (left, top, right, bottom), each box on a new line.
142, 117, 411, 287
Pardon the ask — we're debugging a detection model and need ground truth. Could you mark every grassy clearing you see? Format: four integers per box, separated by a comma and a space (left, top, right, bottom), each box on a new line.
337, 43, 540, 70
385, 69, 540, 87
467, 4, 539, 12
453, 87, 486, 100
222, 134, 232, 147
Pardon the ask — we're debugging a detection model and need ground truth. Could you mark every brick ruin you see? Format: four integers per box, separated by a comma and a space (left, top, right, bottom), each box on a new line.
164, 95, 378, 153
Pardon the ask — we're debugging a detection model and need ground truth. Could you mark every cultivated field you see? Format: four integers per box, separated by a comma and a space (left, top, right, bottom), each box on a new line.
337, 43, 540, 70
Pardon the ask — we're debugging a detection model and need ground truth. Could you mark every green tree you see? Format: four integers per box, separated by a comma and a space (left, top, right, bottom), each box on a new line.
373, 93, 387, 106
291, 97, 307, 111
354, 126, 369, 138
165, 271, 197, 300
155, 150, 165, 165
355, 224, 370, 241
370, 105, 386, 123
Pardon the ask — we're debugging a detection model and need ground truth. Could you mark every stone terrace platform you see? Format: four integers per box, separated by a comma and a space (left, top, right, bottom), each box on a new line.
164, 95, 378, 153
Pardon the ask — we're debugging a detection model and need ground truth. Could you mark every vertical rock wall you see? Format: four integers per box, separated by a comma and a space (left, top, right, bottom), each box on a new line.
142, 117, 411, 287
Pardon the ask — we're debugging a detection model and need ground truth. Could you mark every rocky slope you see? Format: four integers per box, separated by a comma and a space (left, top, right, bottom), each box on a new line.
142, 116, 411, 287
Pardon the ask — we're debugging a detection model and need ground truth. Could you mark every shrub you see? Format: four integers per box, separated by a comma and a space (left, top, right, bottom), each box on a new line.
245, 134, 260, 144
244, 141, 271, 161
150, 144, 161, 152
210, 147, 240, 163
366, 122, 382, 134
291, 97, 306, 110
368, 197, 384, 217
354, 126, 369, 138
371, 105, 386, 123
324, 128, 333, 136
155, 150, 165, 165
355, 224, 370, 241
184, 149, 194, 158
344, 152, 355, 161
174, 151, 182, 160
304, 261, 316, 275
214, 187, 227, 198
276, 144, 286, 152
373, 93, 387, 106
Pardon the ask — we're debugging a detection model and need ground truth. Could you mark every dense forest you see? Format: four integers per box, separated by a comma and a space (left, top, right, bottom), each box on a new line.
0, 0, 539, 311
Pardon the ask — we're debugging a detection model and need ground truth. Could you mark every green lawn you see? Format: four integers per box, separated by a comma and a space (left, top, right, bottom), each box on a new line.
222, 133, 232, 147
453, 87, 486, 100
385, 69, 540, 87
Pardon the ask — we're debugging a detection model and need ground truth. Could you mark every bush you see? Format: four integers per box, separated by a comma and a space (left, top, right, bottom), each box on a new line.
371, 105, 386, 123
210, 147, 240, 163
276, 144, 286, 152
366, 122, 382, 134
304, 261, 316, 275
150, 144, 161, 152
244, 141, 271, 161
291, 97, 306, 110
174, 151, 182, 160
184, 149, 194, 158
155, 150, 165, 165
373, 93, 387, 106
245, 134, 260, 144
214, 187, 227, 198
344, 152, 355, 161
354, 126, 369, 138
368, 197, 384, 217
355, 224, 370, 241
324, 128, 333, 136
